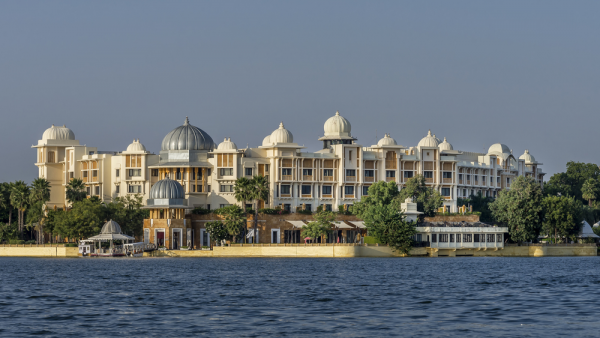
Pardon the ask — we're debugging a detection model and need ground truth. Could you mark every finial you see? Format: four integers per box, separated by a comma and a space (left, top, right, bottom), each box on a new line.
427, 130, 431, 136
279, 121, 284, 128
63, 125, 66, 127
51, 124, 55, 127
335, 111, 340, 116
184, 116, 189, 125
444, 137, 447, 142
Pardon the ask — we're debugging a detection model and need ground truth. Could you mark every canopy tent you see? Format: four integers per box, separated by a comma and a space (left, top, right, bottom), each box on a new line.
84, 220, 135, 257
349, 221, 366, 229
87, 233, 135, 241
580, 221, 599, 238
332, 221, 352, 229
286, 220, 307, 228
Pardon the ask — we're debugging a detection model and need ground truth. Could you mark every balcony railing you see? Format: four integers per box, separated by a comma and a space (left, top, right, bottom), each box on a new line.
322, 176, 334, 182
280, 194, 291, 198
425, 178, 433, 183
303, 175, 312, 181
281, 175, 292, 181
466, 180, 471, 185
301, 194, 312, 198
442, 178, 452, 184
386, 177, 395, 182
364, 177, 374, 182
346, 176, 356, 182
345, 195, 355, 199
322, 194, 333, 198
459, 179, 463, 184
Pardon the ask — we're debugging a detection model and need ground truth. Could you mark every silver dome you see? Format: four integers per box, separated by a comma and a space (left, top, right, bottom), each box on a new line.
101, 220, 122, 234
150, 177, 185, 199
161, 117, 215, 151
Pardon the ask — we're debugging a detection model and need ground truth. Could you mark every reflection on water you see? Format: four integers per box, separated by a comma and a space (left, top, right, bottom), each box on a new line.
1, 256, 599, 337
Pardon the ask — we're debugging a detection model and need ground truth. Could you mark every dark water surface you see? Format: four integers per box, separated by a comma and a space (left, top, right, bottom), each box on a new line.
1, 256, 599, 337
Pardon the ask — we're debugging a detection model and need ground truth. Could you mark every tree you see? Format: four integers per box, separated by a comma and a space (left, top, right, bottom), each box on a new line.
544, 162, 600, 201
489, 176, 544, 243
302, 210, 335, 242
1, 182, 15, 225
103, 194, 147, 237
457, 192, 495, 222
542, 195, 584, 243
234, 177, 253, 213
65, 178, 86, 204
249, 175, 269, 243
205, 220, 228, 246
581, 178, 599, 206
214, 205, 246, 243
10, 181, 30, 239
353, 181, 399, 218
54, 198, 104, 241
397, 175, 443, 217
29, 178, 51, 243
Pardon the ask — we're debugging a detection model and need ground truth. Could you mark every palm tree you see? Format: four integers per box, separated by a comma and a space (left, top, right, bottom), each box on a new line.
10, 181, 30, 239
582, 178, 599, 206
1, 182, 14, 225
249, 175, 269, 243
234, 177, 253, 213
30, 178, 51, 243
66, 178, 86, 204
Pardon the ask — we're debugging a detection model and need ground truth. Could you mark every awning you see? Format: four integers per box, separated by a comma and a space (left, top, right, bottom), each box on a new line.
349, 221, 366, 229
333, 221, 352, 229
286, 220, 307, 228
87, 233, 135, 241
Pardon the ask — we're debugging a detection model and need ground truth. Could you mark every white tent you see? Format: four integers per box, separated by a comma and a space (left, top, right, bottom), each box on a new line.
580, 221, 599, 238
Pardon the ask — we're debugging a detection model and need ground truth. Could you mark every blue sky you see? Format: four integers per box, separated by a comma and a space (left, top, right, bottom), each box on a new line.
1, 1, 599, 182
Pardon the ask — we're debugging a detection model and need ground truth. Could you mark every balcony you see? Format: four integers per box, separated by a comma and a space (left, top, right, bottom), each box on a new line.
364, 176, 374, 182
282, 175, 292, 181
301, 194, 312, 198
425, 178, 433, 183
345, 195, 355, 199
346, 176, 356, 182
303, 175, 312, 181
323, 176, 334, 182
466, 180, 471, 185
459, 179, 463, 184
322, 194, 333, 198
281, 194, 291, 198
443, 178, 452, 184
386, 177, 395, 182
443, 196, 452, 200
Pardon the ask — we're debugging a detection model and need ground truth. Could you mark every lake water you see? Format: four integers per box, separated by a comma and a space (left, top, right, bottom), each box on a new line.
1, 256, 599, 337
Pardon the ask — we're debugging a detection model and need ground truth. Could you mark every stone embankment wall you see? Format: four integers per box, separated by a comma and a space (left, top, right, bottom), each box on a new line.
0, 245, 79, 257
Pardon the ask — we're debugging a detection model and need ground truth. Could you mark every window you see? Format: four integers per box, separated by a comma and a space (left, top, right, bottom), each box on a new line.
151, 169, 158, 177
344, 186, 354, 195
423, 171, 433, 178
220, 185, 233, 192
129, 169, 141, 177
363, 186, 369, 196
467, 175, 471, 180
176, 168, 181, 180
497, 177, 500, 184
443, 172, 452, 179
47, 151, 55, 163
220, 168, 233, 176
83, 171, 88, 178
95, 186, 100, 195
245, 168, 253, 176
115, 169, 120, 177
364, 170, 374, 177
463, 234, 472, 242
322, 186, 332, 195
493, 191, 497, 198
282, 168, 292, 176
207, 169, 211, 176
507, 178, 510, 184
487, 234, 495, 243
128, 185, 141, 193
207, 185, 211, 192
346, 169, 356, 177
220, 204, 230, 208
474, 175, 478, 182
456, 234, 461, 242
281, 185, 291, 194
470, 189, 474, 196
439, 234, 448, 242
301, 185, 311, 195
302, 169, 313, 176
497, 234, 503, 242
348, 151, 352, 161
283, 204, 291, 212
432, 234, 437, 242
404, 171, 414, 178
305, 204, 312, 212
459, 174, 463, 180
86, 187, 91, 195
116, 185, 120, 194
325, 204, 332, 211
490, 176, 493, 183
441, 188, 450, 196
449, 234, 454, 242
386, 171, 395, 178
462, 189, 466, 196
323, 169, 333, 177
474, 234, 480, 242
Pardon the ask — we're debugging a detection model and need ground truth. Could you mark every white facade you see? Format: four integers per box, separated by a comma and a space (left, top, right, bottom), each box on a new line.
34, 113, 545, 212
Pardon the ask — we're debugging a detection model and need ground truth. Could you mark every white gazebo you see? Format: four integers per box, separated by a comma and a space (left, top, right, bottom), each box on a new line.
579, 221, 599, 240
86, 220, 135, 257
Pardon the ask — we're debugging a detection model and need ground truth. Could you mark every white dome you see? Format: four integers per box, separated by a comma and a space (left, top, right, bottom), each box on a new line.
488, 143, 511, 155
126, 139, 146, 152
42, 124, 75, 141
519, 149, 536, 163
417, 130, 440, 148
433, 134, 441, 143
377, 133, 397, 146
217, 137, 237, 150
262, 135, 271, 146
438, 137, 453, 151
270, 122, 293, 144
324, 111, 351, 137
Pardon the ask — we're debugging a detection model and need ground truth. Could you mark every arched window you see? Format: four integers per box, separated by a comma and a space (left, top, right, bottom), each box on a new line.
48, 151, 55, 163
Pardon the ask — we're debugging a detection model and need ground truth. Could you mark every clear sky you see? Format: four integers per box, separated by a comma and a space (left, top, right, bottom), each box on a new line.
1, 1, 598, 183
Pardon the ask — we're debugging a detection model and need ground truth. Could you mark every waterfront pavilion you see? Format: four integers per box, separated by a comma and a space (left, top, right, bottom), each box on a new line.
87, 220, 135, 256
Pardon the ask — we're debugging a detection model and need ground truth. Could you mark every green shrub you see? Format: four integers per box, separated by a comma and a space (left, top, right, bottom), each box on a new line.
363, 236, 381, 244
65, 243, 78, 247
25, 240, 36, 244
258, 208, 290, 215
202, 245, 209, 249
297, 209, 313, 215
8, 239, 25, 244
192, 207, 211, 215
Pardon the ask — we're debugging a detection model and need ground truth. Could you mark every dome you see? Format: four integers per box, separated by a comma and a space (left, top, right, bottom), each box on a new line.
519, 149, 536, 163
42, 124, 75, 141
377, 133, 397, 146
270, 122, 293, 144
488, 143, 511, 155
417, 130, 440, 148
217, 137, 237, 150
149, 177, 185, 199
126, 139, 146, 152
433, 134, 441, 143
438, 137, 453, 151
324, 111, 351, 137
262, 135, 271, 146
100, 220, 122, 234
161, 117, 215, 151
